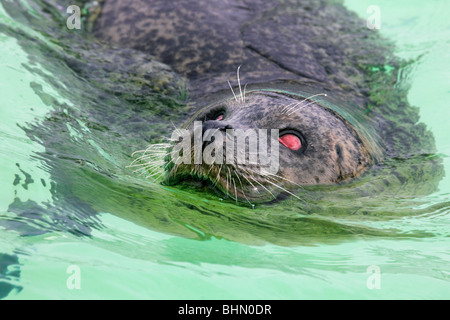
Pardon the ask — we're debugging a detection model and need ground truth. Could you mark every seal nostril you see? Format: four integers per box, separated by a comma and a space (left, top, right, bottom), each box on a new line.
202, 120, 233, 135
202, 120, 231, 149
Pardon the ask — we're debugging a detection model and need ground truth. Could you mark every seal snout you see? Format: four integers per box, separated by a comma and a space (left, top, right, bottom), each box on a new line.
202, 120, 233, 147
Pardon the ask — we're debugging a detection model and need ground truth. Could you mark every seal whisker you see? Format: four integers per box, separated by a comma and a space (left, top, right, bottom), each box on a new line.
136, 149, 169, 155
248, 175, 277, 200
241, 166, 302, 200
132, 155, 167, 164
246, 167, 304, 189
170, 120, 184, 137
128, 161, 161, 169
144, 173, 163, 182
226, 167, 231, 194
141, 143, 172, 150
234, 169, 253, 206
243, 83, 248, 103
283, 101, 304, 114
131, 152, 167, 162
128, 156, 158, 168
135, 165, 163, 179
237, 65, 244, 103
281, 101, 299, 114
131, 149, 147, 157
128, 153, 166, 168
283, 93, 327, 115
140, 166, 161, 176
132, 164, 163, 175
145, 144, 172, 150
206, 164, 215, 177
227, 80, 238, 102
137, 160, 166, 168
141, 170, 163, 178
152, 170, 167, 181
263, 178, 301, 200
238, 166, 274, 194
239, 169, 260, 193
232, 177, 238, 203
287, 99, 321, 116
213, 164, 223, 187
128, 141, 174, 182
130, 144, 171, 162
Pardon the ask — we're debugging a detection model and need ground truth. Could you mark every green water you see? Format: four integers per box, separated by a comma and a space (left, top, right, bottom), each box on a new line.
1, 0, 449, 299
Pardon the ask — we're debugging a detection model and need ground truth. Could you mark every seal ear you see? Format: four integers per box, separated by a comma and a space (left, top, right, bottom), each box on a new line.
334, 143, 347, 181
335, 142, 362, 181
334, 141, 371, 181
335, 144, 344, 162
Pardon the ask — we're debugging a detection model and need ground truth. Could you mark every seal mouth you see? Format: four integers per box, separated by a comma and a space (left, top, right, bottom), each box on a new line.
164, 162, 284, 203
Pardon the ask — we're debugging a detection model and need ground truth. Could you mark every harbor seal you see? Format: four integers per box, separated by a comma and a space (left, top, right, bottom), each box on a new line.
2, 0, 442, 243
94, 0, 438, 203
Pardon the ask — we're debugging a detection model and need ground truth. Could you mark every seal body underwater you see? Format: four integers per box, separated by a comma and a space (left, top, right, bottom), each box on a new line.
93, 0, 441, 203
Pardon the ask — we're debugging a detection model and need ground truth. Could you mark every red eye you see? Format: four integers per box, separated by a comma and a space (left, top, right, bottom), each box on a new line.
216, 114, 224, 121
279, 134, 301, 151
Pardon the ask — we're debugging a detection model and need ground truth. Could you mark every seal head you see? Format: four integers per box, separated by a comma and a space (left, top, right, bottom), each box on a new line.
164, 89, 375, 202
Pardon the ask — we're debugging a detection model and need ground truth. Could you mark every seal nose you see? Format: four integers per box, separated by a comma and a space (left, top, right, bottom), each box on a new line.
202, 120, 233, 148
202, 120, 232, 136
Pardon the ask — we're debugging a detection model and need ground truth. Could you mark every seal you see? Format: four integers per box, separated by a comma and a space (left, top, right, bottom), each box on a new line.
93, 0, 440, 203
2, 0, 442, 244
